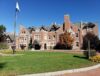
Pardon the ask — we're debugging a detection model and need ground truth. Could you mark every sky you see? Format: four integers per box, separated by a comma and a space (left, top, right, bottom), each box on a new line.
0, 0, 100, 35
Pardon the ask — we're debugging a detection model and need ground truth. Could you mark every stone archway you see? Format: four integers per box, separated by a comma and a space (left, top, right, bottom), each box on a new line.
33, 40, 41, 50
44, 43, 47, 50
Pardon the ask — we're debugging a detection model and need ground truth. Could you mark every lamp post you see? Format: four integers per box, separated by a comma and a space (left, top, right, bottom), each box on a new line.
88, 40, 90, 59
86, 24, 91, 59
83, 23, 91, 58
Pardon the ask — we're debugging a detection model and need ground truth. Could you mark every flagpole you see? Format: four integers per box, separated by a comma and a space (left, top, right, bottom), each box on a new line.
14, 6, 17, 53
12, 0, 18, 54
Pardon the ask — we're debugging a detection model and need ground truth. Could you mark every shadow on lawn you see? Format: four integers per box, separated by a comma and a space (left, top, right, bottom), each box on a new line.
0, 62, 6, 69
73, 55, 87, 59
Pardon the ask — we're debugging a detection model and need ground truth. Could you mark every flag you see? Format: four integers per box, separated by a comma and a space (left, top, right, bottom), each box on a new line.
16, 1, 20, 12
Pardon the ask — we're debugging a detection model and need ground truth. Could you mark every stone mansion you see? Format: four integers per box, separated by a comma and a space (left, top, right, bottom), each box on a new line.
16, 15, 98, 50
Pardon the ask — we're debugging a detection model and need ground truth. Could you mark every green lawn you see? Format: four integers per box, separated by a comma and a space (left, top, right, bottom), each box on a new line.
0, 51, 97, 76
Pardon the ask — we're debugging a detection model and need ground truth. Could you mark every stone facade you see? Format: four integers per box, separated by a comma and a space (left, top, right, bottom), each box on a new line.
16, 15, 98, 50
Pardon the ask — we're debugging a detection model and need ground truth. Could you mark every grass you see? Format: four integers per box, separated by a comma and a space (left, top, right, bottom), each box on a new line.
0, 51, 97, 76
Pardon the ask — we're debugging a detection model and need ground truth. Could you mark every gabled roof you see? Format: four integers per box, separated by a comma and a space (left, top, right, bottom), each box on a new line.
28, 26, 35, 33
27, 23, 60, 32
40, 26, 48, 31
83, 22, 96, 29
49, 24, 60, 31
0, 32, 14, 42
6, 35, 14, 42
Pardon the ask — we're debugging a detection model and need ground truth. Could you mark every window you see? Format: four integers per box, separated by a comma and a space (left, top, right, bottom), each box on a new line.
48, 36, 51, 39
63, 24, 65, 31
34, 34, 41, 41
7, 40, 10, 43
76, 42, 79, 46
76, 33, 78, 37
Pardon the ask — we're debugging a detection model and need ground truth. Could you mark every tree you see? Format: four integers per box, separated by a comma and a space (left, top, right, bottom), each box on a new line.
0, 25, 6, 34
0, 25, 8, 49
28, 38, 33, 49
54, 31, 74, 49
82, 32, 99, 50
96, 40, 100, 52
83, 22, 96, 30
0, 25, 6, 42
63, 31, 74, 49
20, 44, 26, 50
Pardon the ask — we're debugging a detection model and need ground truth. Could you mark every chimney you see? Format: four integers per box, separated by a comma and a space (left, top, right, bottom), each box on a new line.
64, 15, 71, 30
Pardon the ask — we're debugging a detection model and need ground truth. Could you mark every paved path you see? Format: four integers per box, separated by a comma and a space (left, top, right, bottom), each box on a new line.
0, 53, 23, 56
20, 64, 100, 76
62, 67, 100, 76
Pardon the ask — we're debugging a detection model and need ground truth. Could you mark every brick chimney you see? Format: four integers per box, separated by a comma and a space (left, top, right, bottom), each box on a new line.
64, 15, 71, 30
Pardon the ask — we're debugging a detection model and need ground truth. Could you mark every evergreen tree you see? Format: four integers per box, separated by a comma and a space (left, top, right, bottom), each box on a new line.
82, 32, 99, 50
0, 25, 6, 42
28, 38, 33, 49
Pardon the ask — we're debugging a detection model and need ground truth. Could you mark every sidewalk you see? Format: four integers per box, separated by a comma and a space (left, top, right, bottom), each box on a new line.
20, 64, 100, 76
0, 53, 23, 56
62, 67, 100, 76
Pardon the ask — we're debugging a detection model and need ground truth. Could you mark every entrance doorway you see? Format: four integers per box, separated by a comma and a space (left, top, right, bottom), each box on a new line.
44, 43, 47, 49
33, 40, 41, 50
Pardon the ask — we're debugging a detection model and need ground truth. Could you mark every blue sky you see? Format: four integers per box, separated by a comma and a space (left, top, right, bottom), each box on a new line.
0, 0, 100, 35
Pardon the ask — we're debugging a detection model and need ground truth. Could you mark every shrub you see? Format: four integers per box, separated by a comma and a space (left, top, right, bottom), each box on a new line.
28, 43, 33, 49
83, 50, 96, 58
53, 43, 67, 49
96, 40, 100, 52
20, 44, 26, 50
90, 55, 100, 63
53, 42, 72, 50
28, 38, 33, 49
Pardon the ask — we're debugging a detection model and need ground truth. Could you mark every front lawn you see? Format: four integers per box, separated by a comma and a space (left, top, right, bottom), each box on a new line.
0, 51, 97, 76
